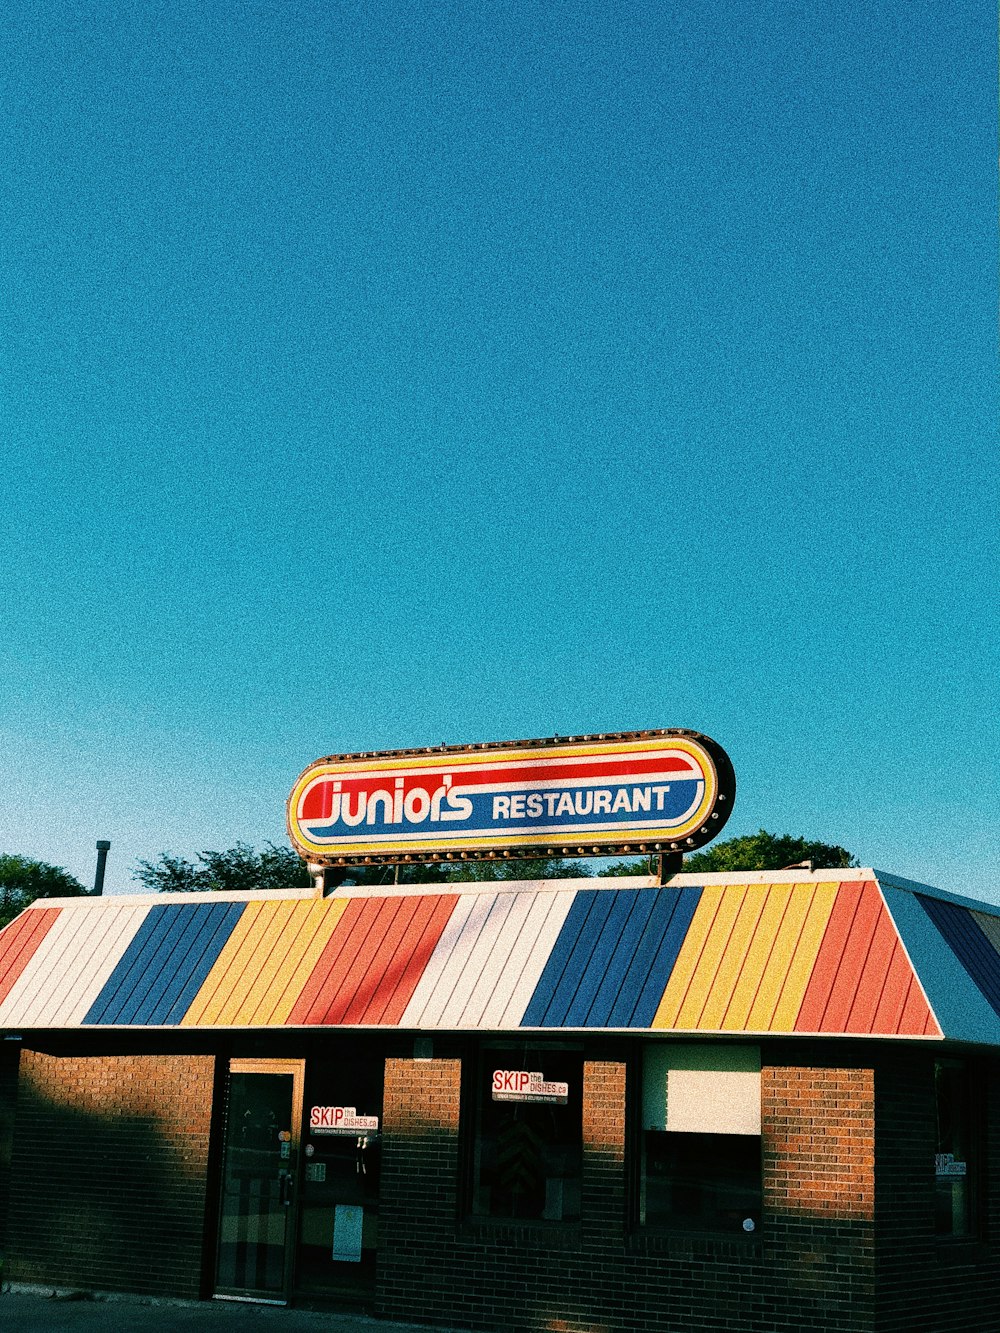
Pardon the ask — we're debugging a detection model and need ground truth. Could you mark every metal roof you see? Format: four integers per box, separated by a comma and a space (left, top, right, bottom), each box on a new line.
1, 870, 998, 1041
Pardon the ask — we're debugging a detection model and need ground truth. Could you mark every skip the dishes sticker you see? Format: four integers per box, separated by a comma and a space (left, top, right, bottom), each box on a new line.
492, 1070, 569, 1104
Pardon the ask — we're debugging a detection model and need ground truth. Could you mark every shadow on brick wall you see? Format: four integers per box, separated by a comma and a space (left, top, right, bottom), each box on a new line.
378, 1118, 877, 1333
5, 1053, 215, 1299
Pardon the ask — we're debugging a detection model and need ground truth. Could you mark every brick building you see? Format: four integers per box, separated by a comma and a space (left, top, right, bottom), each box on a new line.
1, 867, 999, 1332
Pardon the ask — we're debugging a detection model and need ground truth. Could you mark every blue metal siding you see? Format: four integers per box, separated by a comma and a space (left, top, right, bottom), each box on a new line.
84, 903, 245, 1026
84, 907, 169, 1025
586, 889, 660, 1025
607, 886, 702, 1027
564, 889, 645, 1027
521, 890, 609, 1027
630, 886, 703, 1026
143, 902, 245, 1025
918, 895, 1000, 1017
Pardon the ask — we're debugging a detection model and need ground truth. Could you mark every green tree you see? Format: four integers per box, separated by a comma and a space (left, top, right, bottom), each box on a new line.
429, 856, 590, 884
339, 857, 591, 887
134, 842, 313, 893
0, 854, 87, 930
684, 829, 856, 874
135, 846, 591, 893
598, 830, 857, 878
598, 859, 654, 877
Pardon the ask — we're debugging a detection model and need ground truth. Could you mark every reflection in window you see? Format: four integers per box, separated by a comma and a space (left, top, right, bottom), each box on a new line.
935, 1059, 975, 1238
472, 1047, 582, 1222
639, 1044, 762, 1234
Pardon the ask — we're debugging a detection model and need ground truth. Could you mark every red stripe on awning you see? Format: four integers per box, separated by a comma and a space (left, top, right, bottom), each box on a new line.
0, 908, 61, 1007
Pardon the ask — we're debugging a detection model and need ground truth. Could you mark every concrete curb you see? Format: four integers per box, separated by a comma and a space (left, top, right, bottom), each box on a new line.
0, 1284, 473, 1332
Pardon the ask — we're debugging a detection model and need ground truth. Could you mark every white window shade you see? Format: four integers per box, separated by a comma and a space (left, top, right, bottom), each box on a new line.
644, 1044, 761, 1135
665, 1070, 760, 1135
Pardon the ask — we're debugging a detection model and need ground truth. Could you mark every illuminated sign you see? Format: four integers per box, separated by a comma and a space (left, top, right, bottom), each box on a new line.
492, 1070, 569, 1104
309, 1106, 379, 1135
287, 730, 734, 867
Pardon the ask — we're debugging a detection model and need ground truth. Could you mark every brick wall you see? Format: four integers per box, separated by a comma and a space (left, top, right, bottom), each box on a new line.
762, 1066, 875, 1333
378, 1056, 463, 1322
875, 1049, 1000, 1333
376, 1053, 880, 1333
6, 1050, 216, 1297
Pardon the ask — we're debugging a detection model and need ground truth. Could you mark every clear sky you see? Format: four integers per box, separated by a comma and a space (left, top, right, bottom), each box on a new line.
1, 2, 996, 901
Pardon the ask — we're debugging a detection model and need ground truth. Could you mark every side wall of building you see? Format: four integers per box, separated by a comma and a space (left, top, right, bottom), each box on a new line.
6, 1038, 999, 1331
378, 1048, 876, 1333
0, 1042, 19, 1261
875, 1049, 1000, 1333
6, 1049, 216, 1298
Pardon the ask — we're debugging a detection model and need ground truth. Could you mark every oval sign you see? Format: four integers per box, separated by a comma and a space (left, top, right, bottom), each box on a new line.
288, 730, 734, 866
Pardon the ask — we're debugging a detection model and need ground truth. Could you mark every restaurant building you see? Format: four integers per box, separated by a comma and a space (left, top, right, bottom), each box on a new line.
2, 865, 1000, 1333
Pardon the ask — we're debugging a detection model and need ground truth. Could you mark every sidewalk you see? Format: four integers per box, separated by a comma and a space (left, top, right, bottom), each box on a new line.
0, 1286, 474, 1333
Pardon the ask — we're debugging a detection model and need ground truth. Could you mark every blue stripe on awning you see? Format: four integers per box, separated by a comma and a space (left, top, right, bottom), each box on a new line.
630, 886, 703, 1025
609, 886, 702, 1028
586, 889, 660, 1025
160, 902, 246, 1025
521, 886, 704, 1029
540, 889, 620, 1026
84, 903, 244, 1026
521, 890, 610, 1027
128, 906, 214, 1025
85, 906, 169, 1025
918, 895, 1000, 1018
564, 890, 646, 1027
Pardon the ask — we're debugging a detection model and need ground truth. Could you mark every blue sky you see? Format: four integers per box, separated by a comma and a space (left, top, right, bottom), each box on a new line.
1, 1, 996, 899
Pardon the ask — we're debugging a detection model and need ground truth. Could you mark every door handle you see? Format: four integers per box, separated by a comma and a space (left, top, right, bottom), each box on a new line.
279, 1171, 292, 1207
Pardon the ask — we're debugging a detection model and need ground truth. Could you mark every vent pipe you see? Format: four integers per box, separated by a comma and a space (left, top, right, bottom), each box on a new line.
93, 840, 111, 895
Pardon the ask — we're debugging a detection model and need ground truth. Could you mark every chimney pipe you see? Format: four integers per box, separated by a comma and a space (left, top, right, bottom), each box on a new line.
93, 840, 111, 895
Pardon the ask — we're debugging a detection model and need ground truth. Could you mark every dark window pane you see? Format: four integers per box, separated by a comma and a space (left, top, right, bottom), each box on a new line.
473, 1049, 582, 1222
643, 1131, 760, 1233
935, 1060, 974, 1238
217, 1073, 295, 1295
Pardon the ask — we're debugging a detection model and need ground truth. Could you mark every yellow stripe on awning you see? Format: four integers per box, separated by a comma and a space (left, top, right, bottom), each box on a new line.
698, 884, 771, 1030
743, 885, 814, 1031
254, 898, 349, 1026
719, 884, 794, 1031
769, 882, 839, 1031
651, 885, 727, 1030
181, 902, 267, 1027
212, 901, 299, 1027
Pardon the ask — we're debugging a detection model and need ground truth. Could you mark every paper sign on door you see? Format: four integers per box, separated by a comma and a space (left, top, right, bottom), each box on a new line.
332, 1204, 364, 1262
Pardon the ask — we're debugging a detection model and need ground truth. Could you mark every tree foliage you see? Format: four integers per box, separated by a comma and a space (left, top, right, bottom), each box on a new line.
683, 829, 857, 874
341, 856, 591, 887
135, 844, 590, 892
422, 856, 590, 884
0, 854, 87, 930
133, 830, 856, 896
134, 842, 313, 893
597, 829, 857, 879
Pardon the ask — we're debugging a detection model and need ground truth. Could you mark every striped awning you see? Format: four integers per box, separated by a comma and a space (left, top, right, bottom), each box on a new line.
1, 870, 999, 1042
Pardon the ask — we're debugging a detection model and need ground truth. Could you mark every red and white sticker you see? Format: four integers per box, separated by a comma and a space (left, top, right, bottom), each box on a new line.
492, 1070, 569, 1104
310, 1106, 379, 1135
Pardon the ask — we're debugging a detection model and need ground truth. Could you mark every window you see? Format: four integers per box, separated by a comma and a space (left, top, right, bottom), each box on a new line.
471, 1045, 582, 1222
638, 1043, 761, 1235
935, 1058, 977, 1238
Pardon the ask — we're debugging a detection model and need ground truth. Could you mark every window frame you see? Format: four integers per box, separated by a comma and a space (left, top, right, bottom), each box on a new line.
933, 1056, 983, 1242
630, 1041, 763, 1238
464, 1038, 584, 1227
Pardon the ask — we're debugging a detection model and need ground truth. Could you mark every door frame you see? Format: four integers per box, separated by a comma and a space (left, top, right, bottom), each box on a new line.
213, 1057, 305, 1305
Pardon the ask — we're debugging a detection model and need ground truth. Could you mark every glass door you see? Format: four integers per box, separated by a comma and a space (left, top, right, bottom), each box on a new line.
214, 1059, 305, 1304
295, 1052, 383, 1305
